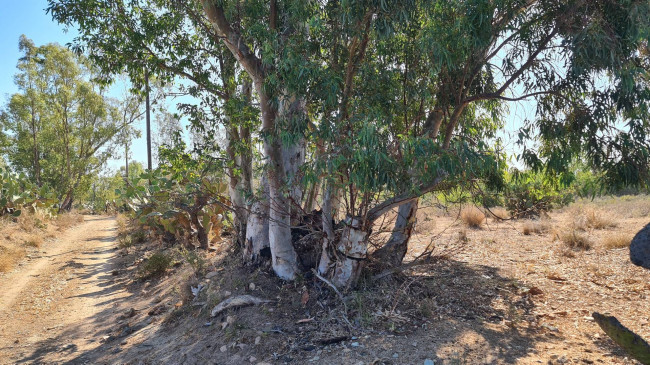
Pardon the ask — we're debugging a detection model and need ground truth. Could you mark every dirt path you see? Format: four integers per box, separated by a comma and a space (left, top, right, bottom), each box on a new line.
0, 215, 125, 365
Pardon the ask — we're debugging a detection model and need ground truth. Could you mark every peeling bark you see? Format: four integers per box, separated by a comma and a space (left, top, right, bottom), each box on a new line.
331, 217, 369, 288
243, 174, 270, 263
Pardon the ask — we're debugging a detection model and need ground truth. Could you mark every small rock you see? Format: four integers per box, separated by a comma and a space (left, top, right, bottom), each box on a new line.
351, 342, 360, 347
226, 315, 236, 325
205, 271, 218, 279
220, 345, 227, 352
204, 322, 212, 327
14, 339, 19, 344
542, 323, 559, 332
583, 316, 594, 322
249, 356, 257, 363
309, 356, 320, 362
424, 360, 435, 365
223, 290, 232, 297
528, 286, 544, 296
249, 283, 256, 290
393, 353, 399, 358
254, 336, 261, 345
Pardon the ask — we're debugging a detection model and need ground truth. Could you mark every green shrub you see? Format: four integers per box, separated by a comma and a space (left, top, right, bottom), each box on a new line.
140, 252, 173, 278
504, 171, 573, 218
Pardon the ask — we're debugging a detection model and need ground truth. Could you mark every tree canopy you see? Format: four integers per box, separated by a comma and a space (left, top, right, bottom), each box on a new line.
2, 36, 137, 210
48, 0, 650, 285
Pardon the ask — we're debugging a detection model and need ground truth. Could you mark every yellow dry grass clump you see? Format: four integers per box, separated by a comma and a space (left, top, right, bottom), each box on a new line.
461, 206, 485, 228
559, 229, 592, 251
487, 207, 510, 220
522, 220, 550, 235
602, 233, 633, 249
0, 211, 84, 272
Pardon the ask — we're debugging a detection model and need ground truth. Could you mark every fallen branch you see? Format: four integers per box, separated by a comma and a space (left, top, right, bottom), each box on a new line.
593, 312, 650, 365
312, 269, 353, 328
210, 295, 272, 317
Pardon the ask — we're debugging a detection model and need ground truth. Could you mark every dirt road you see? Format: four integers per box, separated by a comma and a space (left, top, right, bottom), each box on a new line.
0, 216, 125, 364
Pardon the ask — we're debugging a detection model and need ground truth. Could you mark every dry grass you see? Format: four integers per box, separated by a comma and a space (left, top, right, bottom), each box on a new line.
56, 212, 85, 231
0, 245, 26, 272
584, 208, 617, 229
602, 233, 633, 249
522, 220, 550, 235
559, 230, 592, 251
23, 234, 44, 248
460, 206, 485, 228
487, 207, 510, 220
0, 211, 84, 272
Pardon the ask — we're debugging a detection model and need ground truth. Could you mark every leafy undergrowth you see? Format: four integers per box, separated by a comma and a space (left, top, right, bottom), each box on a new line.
0, 210, 84, 272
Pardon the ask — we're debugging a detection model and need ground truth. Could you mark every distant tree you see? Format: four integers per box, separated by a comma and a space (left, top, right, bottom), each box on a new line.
4, 36, 136, 210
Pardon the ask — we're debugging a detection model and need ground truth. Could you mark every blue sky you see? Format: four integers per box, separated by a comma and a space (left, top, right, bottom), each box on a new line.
0, 1, 159, 173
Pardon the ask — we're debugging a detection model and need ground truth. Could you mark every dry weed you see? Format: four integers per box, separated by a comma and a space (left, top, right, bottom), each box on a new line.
56, 212, 84, 230
460, 206, 485, 228
522, 220, 550, 235
559, 230, 592, 251
584, 208, 617, 229
487, 207, 510, 220
23, 234, 44, 248
602, 233, 633, 249
0, 245, 26, 272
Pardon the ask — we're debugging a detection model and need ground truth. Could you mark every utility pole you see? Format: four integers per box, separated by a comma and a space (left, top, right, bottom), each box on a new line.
125, 141, 129, 182
145, 69, 152, 171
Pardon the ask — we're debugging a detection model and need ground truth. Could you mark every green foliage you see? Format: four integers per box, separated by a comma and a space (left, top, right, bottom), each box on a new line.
3, 36, 134, 209
139, 251, 173, 278
178, 247, 207, 276
48, 0, 650, 224
117, 162, 227, 248
504, 170, 573, 218
0, 168, 58, 217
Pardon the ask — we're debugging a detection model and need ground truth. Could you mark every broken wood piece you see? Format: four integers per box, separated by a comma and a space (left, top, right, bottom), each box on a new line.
210, 295, 272, 317
592, 312, 650, 365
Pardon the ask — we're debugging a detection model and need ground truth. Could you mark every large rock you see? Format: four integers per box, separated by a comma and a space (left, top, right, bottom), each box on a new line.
630, 223, 650, 270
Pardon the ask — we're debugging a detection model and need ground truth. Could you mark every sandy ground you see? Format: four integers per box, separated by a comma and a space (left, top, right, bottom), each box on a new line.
0, 216, 124, 364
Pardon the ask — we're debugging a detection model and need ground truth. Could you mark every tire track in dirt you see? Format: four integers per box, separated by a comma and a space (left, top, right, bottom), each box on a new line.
0, 215, 126, 364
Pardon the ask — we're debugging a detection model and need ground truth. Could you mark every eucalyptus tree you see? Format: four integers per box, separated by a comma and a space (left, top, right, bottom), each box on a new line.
49, 0, 650, 287
4, 37, 136, 210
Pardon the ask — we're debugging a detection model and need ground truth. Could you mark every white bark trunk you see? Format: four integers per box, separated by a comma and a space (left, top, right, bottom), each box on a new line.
331, 217, 369, 288
243, 174, 270, 263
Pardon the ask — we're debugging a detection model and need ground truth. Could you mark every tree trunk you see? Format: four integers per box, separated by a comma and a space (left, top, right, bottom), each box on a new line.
330, 216, 369, 288
257, 85, 299, 280
243, 174, 270, 263
317, 183, 335, 275
372, 199, 418, 268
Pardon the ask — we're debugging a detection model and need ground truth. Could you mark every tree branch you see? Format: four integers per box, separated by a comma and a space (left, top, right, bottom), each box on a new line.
201, 0, 265, 82
366, 173, 447, 223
